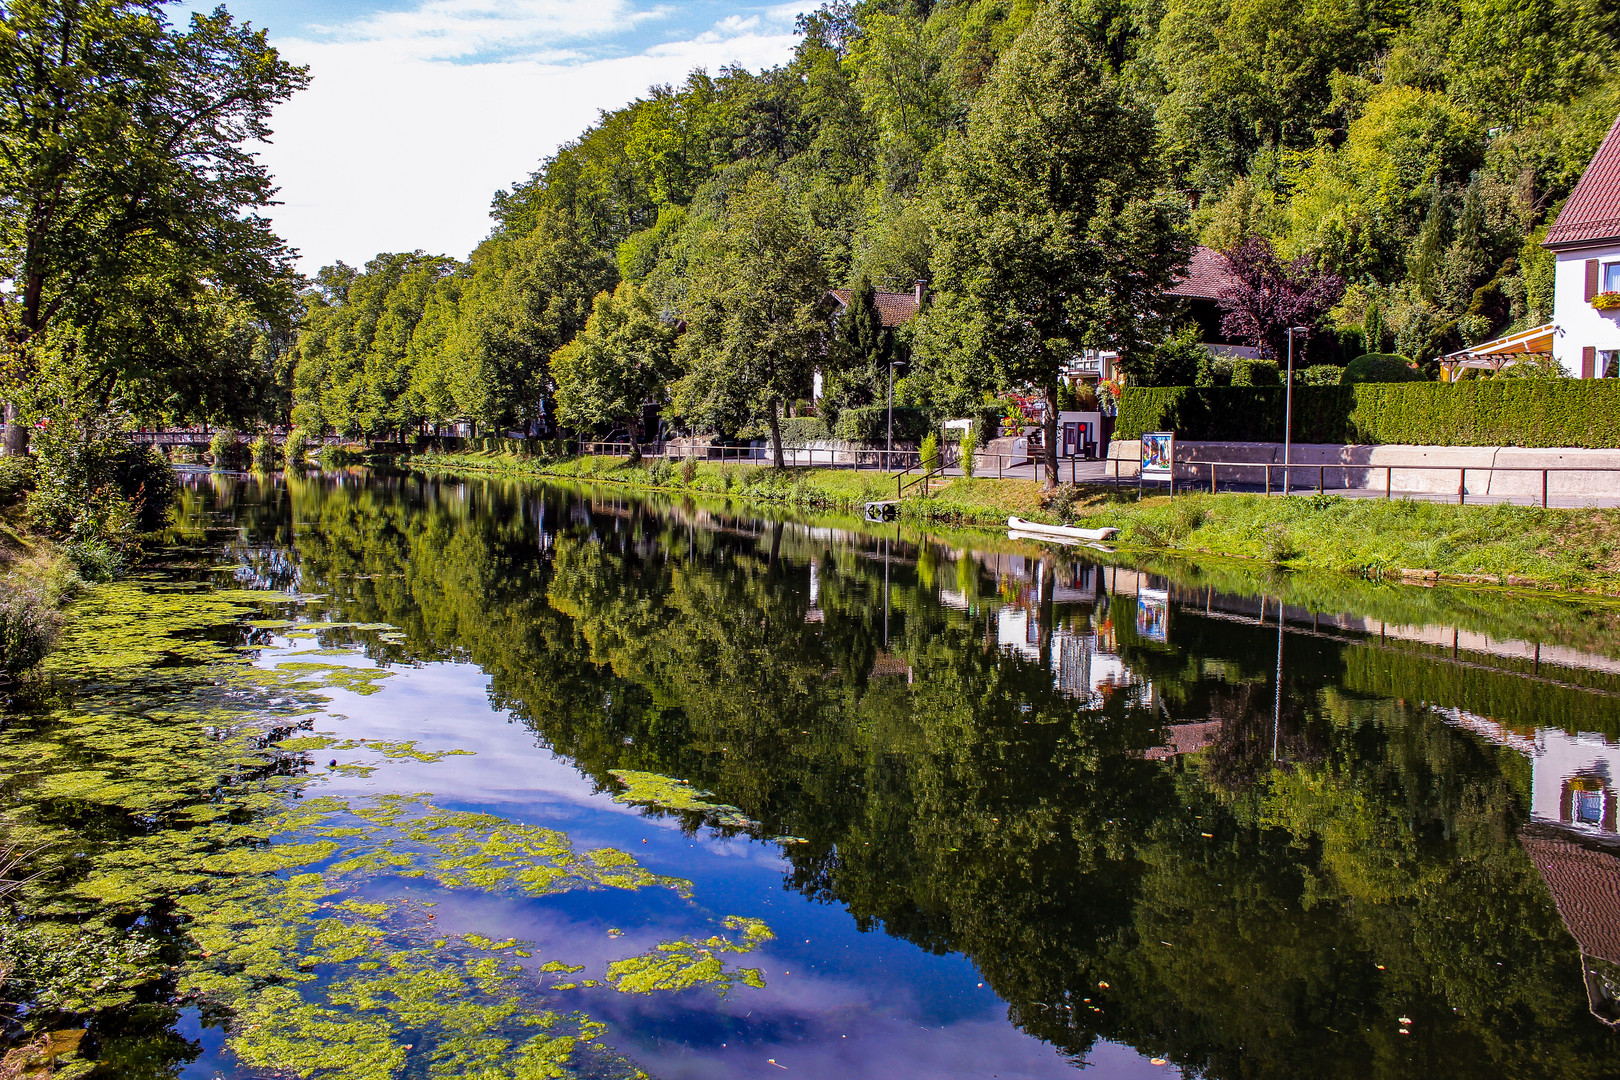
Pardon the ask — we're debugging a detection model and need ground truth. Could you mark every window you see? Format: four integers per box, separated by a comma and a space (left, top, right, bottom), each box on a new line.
1607, 351, 1620, 380
1607, 262, 1620, 292
1577, 789, 1607, 825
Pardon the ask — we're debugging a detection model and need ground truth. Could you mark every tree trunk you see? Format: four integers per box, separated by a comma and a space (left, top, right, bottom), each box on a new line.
767, 401, 785, 469
1042, 383, 1061, 490
1, 402, 27, 456
627, 418, 643, 464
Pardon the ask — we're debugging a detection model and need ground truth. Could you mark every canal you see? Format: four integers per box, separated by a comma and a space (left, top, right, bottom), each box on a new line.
11, 468, 1620, 1079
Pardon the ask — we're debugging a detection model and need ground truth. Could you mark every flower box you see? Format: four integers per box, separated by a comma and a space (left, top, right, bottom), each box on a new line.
1594, 291, 1620, 310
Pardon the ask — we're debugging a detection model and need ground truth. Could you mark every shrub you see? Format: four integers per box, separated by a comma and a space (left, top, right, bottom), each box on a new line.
681, 457, 698, 485
1343, 353, 1425, 383
0, 578, 64, 678
1231, 356, 1280, 386
208, 429, 247, 469
1295, 364, 1345, 386
646, 458, 674, 486
961, 421, 979, 479
833, 405, 929, 444
284, 428, 311, 467
1262, 522, 1300, 563
920, 433, 940, 474
1042, 484, 1082, 522
0, 455, 35, 506
108, 444, 179, 528
777, 416, 830, 444
251, 433, 276, 470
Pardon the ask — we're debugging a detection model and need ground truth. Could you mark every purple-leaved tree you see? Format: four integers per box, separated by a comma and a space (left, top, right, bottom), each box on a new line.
1218, 237, 1345, 362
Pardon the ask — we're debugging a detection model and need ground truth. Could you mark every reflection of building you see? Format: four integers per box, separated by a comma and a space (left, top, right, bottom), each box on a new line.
1144, 721, 1224, 761
1519, 825, 1620, 1026
1435, 707, 1620, 1026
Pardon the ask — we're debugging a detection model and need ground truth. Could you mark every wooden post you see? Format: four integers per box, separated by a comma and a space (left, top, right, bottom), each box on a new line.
1265, 464, 1271, 496
1210, 462, 1216, 494
1458, 468, 1466, 505
1317, 465, 1324, 494
1542, 469, 1549, 509
1386, 467, 1392, 499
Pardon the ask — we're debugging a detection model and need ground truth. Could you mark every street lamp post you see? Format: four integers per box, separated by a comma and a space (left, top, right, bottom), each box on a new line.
1282, 326, 1309, 494
886, 359, 905, 470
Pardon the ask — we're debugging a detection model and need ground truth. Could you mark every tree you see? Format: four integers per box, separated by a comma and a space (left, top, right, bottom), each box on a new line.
673, 171, 829, 468
0, 1, 307, 450
821, 272, 892, 424
551, 282, 679, 460
922, 3, 1190, 486
1217, 236, 1345, 362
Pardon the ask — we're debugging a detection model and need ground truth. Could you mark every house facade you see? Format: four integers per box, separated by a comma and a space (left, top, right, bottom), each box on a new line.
1546, 113, 1620, 378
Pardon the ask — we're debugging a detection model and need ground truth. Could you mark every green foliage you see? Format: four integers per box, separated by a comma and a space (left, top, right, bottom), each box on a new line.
1343, 353, 1426, 383
1123, 326, 1207, 387
1295, 364, 1346, 386
208, 429, 247, 470
323, 443, 369, 468
0, 553, 77, 677
920, 432, 940, 473
1117, 380, 1620, 447
672, 172, 829, 465
0, 2, 306, 431
551, 281, 678, 454
250, 433, 276, 471
961, 420, 979, 478
285, 428, 312, 467
0, 454, 35, 505
833, 405, 929, 444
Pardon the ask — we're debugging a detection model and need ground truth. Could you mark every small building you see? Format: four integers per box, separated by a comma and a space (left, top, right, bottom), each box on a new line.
815, 282, 925, 403
1545, 113, 1620, 378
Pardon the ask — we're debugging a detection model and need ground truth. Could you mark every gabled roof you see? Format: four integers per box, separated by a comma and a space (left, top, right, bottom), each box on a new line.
1167, 246, 1238, 300
827, 288, 921, 328
1545, 113, 1620, 251
1521, 824, 1620, 967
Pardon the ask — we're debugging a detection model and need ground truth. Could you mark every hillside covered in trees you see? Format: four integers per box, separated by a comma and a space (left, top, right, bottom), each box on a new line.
287, 0, 1620, 442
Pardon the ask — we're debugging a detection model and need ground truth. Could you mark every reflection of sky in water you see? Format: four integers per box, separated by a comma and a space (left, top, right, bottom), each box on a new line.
210, 635, 1172, 1079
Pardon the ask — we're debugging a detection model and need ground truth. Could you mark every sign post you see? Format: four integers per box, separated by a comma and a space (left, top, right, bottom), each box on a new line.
1140, 431, 1174, 497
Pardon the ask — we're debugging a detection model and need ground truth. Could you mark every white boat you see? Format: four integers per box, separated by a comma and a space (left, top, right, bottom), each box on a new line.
1007, 516, 1119, 542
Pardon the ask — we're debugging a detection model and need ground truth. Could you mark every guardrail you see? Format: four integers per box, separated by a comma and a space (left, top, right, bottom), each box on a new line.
1108, 455, 1620, 507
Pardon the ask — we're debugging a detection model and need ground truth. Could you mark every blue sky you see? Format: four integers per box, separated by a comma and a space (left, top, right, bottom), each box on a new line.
168, 1, 804, 270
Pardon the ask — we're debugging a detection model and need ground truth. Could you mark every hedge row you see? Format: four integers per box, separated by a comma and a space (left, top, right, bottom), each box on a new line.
1115, 381, 1620, 448
833, 405, 930, 444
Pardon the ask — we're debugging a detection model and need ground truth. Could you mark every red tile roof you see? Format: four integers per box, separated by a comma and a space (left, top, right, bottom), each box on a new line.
1167, 246, 1237, 300
1545, 113, 1620, 250
1520, 824, 1620, 966
828, 288, 921, 328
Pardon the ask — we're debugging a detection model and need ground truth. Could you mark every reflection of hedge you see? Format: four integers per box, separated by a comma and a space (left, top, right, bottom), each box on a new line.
1116, 382, 1620, 447
833, 405, 930, 444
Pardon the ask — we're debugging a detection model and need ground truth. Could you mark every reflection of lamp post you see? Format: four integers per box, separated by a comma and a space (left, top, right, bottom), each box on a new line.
1282, 327, 1309, 493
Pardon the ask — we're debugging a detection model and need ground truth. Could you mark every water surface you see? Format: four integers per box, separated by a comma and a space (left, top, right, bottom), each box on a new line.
15, 469, 1620, 1079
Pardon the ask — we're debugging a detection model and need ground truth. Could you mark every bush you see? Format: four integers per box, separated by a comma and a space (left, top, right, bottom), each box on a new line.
250, 433, 276, 470
0, 554, 77, 677
920, 433, 940, 474
209, 429, 247, 469
1343, 353, 1425, 383
961, 421, 979, 479
681, 457, 698, 485
833, 405, 929, 444
645, 458, 674, 486
1295, 364, 1345, 386
0, 455, 35, 506
1116, 381, 1620, 447
777, 416, 830, 444
108, 444, 178, 528
284, 428, 311, 467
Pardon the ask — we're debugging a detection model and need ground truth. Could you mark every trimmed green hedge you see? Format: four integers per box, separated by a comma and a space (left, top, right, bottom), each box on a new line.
1115, 381, 1620, 447
834, 405, 930, 444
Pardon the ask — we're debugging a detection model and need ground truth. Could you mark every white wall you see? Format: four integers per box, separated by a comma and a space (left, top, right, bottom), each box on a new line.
1553, 244, 1620, 375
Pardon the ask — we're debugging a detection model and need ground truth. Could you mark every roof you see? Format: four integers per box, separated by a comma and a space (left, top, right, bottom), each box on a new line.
1520, 824, 1620, 966
1167, 245, 1238, 300
1441, 322, 1558, 364
1144, 720, 1223, 760
1545, 113, 1620, 250
827, 288, 921, 328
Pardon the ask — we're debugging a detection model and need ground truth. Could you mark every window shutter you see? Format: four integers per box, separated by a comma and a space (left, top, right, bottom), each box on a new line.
1583, 346, 1598, 378
1587, 260, 1602, 301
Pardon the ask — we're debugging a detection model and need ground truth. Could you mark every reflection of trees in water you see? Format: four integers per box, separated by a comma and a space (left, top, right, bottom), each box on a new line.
1202, 679, 1329, 794
232, 473, 1620, 1078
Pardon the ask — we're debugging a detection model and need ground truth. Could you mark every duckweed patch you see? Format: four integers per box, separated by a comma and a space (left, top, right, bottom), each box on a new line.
0, 574, 774, 1076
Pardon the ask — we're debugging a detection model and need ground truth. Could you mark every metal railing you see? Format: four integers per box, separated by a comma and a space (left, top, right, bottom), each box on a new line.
1108, 455, 1620, 508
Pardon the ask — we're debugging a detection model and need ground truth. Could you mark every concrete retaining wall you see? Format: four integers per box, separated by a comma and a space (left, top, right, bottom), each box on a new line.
1105, 440, 1620, 498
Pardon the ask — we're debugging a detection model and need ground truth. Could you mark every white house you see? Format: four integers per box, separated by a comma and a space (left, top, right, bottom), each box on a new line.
1546, 113, 1620, 378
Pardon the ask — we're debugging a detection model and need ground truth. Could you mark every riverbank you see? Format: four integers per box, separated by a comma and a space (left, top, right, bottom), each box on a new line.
410, 450, 1620, 595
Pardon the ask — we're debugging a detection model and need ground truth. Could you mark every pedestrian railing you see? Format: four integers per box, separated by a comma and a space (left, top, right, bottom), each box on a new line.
1108, 455, 1620, 507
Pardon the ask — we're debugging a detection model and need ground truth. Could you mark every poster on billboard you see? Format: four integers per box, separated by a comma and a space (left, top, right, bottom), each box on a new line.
1140, 432, 1174, 477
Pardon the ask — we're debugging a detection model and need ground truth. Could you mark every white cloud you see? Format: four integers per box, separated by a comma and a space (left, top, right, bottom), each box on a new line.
258, 4, 800, 272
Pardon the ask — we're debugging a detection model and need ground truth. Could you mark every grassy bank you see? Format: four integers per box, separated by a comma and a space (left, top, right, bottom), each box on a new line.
411, 449, 1620, 595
